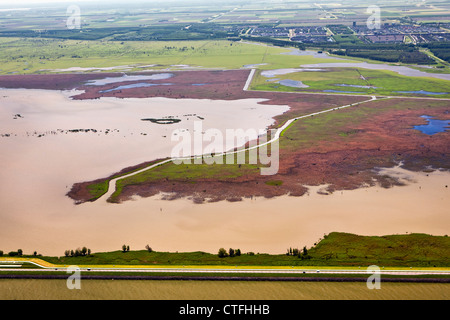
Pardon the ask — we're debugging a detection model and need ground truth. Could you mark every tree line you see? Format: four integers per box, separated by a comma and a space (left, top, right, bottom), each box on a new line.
0, 249, 41, 257
330, 48, 436, 64
218, 248, 243, 258
64, 247, 91, 257
421, 43, 450, 62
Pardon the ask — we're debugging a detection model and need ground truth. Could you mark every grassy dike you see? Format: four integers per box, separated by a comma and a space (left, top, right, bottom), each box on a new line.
2, 233, 449, 269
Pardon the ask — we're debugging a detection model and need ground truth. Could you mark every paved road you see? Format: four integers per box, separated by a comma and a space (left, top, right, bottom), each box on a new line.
2, 265, 450, 277
2, 259, 449, 278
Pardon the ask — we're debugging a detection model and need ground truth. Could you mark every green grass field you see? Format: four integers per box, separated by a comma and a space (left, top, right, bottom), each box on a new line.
311, 232, 450, 267
0, 37, 371, 75
251, 67, 450, 98
0, 38, 351, 75
110, 156, 260, 202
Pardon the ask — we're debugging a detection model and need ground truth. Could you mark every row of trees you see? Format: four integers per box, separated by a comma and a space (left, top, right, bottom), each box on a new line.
242, 35, 306, 50
64, 247, 91, 257
422, 43, 450, 62
124, 244, 153, 253
217, 247, 314, 259
62, 244, 153, 257
331, 48, 436, 64
218, 248, 242, 258
0, 249, 41, 257
0, 249, 23, 256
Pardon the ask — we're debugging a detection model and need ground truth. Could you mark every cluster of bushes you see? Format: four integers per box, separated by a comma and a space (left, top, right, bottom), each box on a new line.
1, 249, 22, 257
431, 48, 450, 62
1, 249, 43, 257
0, 249, 41, 257
218, 248, 242, 258
286, 247, 312, 260
397, 51, 436, 64
64, 247, 91, 257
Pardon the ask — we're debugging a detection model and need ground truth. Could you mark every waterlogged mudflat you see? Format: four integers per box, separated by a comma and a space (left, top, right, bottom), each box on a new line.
0, 279, 448, 300
100, 82, 173, 93
282, 49, 349, 61
278, 79, 309, 88
335, 84, 379, 89
323, 90, 362, 94
413, 115, 450, 135
396, 90, 449, 95
261, 68, 324, 78
85, 73, 174, 86
0, 88, 287, 182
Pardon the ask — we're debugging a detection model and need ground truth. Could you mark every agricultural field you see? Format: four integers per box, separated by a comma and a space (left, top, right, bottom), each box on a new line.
0, 2, 235, 30
1, 0, 449, 31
